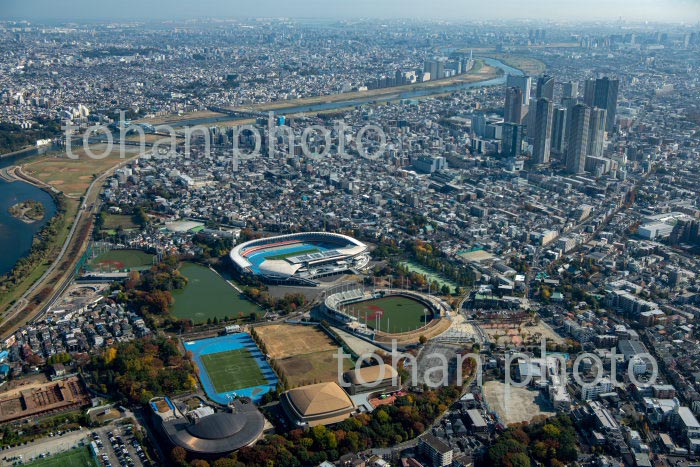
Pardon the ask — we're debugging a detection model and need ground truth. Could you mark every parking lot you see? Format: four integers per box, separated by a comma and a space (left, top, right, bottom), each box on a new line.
91, 425, 150, 467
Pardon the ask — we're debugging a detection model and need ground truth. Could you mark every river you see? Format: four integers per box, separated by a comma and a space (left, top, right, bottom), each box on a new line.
165, 57, 523, 127
0, 177, 58, 276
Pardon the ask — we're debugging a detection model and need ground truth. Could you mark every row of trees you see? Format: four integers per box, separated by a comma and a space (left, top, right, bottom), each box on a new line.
409, 240, 474, 289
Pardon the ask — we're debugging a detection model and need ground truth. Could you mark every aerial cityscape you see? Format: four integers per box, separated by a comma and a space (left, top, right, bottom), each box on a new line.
0, 1, 700, 466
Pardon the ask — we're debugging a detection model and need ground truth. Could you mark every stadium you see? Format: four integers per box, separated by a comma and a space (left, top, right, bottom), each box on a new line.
229, 232, 370, 285
323, 287, 449, 344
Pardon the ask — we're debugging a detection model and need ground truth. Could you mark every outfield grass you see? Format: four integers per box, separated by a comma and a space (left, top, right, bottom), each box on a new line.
344, 296, 430, 334
25, 447, 98, 467
88, 249, 155, 271
171, 263, 261, 323
265, 247, 320, 261
201, 348, 268, 393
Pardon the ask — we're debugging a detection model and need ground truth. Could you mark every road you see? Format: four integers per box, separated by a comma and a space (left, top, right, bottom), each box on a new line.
0, 153, 147, 339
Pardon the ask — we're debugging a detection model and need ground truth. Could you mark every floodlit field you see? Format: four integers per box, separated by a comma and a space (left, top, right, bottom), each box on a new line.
171, 263, 260, 323
201, 348, 268, 393
255, 324, 353, 387
25, 447, 98, 467
88, 249, 155, 271
343, 296, 430, 334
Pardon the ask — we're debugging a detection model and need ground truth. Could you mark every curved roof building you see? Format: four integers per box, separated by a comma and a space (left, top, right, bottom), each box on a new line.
342, 364, 401, 395
152, 398, 265, 455
229, 232, 369, 285
280, 382, 356, 428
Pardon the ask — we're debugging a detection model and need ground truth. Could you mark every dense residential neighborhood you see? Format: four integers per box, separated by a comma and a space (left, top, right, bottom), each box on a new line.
0, 7, 700, 467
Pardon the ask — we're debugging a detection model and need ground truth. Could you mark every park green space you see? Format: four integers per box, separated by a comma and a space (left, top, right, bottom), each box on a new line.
171, 262, 260, 323
200, 348, 268, 393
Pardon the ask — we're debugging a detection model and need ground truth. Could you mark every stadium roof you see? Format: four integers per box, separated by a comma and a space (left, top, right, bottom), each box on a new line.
287, 382, 354, 417
162, 403, 265, 455
257, 259, 303, 277
344, 364, 398, 385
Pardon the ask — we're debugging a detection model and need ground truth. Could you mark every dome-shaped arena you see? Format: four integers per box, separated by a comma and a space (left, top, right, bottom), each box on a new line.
152, 398, 265, 456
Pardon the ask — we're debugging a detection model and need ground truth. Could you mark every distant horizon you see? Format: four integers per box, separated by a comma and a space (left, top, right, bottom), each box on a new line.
2, 0, 700, 24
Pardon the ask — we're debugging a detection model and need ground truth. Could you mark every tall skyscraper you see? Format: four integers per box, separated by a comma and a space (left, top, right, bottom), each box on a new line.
533, 98, 554, 164
506, 75, 531, 105
583, 78, 596, 106
536, 75, 555, 101
587, 107, 607, 158
593, 77, 619, 132
504, 86, 524, 124
566, 104, 591, 174
562, 81, 578, 100
501, 123, 523, 158
551, 106, 567, 155
561, 96, 578, 144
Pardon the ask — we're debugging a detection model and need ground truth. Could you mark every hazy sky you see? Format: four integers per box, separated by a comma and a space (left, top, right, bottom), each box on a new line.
2, 0, 700, 22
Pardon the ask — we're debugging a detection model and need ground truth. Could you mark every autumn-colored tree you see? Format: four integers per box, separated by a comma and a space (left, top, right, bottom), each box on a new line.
104, 347, 117, 364
170, 446, 187, 465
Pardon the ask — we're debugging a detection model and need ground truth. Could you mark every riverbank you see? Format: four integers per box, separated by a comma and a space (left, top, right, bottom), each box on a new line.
0, 187, 66, 319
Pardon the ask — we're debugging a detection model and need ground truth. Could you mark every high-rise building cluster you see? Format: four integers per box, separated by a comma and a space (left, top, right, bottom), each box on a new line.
500, 73, 620, 175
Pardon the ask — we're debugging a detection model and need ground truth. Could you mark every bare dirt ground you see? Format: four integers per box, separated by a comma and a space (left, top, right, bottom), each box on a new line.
255, 323, 337, 359
482, 380, 555, 425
